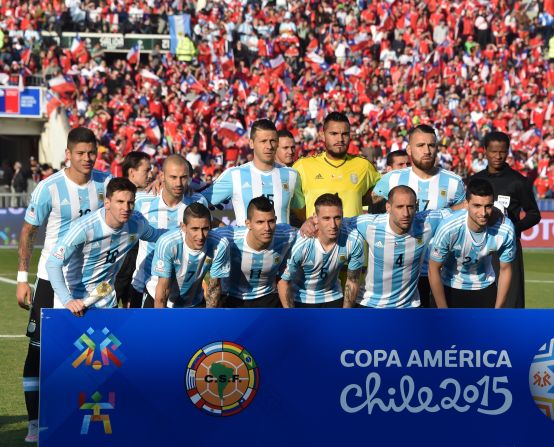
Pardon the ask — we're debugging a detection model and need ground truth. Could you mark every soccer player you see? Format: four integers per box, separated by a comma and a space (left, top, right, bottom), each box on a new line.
129, 154, 207, 308
278, 194, 364, 308
429, 179, 516, 308
114, 151, 151, 307
215, 196, 297, 308
293, 112, 381, 219
386, 150, 410, 172
201, 119, 304, 225
275, 129, 296, 167
16, 127, 110, 443
470, 131, 541, 307
146, 203, 230, 308
372, 124, 465, 307
45, 178, 162, 314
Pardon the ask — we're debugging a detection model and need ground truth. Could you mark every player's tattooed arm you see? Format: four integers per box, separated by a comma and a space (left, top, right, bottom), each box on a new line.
370, 190, 385, 208
205, 277, 222, 308
154, 277, 171, 308
18, 222, 39, 272
277, 279, 294, 308
343, 268, 361, 308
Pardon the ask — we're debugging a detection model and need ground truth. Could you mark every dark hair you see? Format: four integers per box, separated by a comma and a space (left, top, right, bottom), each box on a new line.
122, 152, 150, 178
466, 178, 494, 201
386, 150, 408, 167
483, 131, 510, 151
247, 196, 275, 220
323, 112, 350, 130
277, 129, 294, 140
106, 177, 137, 199
314, 193, 343, 213
183, 202, 211, 224
408, 124, 436, 142
67, 127, 97, 150
388, 185, 417, 203
250, 119, 276, 140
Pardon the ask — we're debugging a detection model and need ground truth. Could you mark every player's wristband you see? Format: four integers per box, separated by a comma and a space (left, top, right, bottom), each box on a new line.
17, 271, 29, 283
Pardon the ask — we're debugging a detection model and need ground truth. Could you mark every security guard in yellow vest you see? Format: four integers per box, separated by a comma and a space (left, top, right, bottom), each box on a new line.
176, 34, 197, 62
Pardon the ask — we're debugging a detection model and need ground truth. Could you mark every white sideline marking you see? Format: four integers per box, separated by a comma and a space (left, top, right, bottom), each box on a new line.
526, 280, 554, 284
0, 275, 35, 288
0, 335, 25, 338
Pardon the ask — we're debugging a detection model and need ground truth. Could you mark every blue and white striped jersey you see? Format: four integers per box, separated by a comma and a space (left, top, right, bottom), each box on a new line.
373, 167, 465, 275
200, 162, 304, 225
214, 224, 297, 300
345, 210, 450, 308
24, 169, 111, 279
429, 209, 516, 290
281, 227, 365, 304
146, 228, 231, 307
131, 191, 207, 292
45, 209, 160, 309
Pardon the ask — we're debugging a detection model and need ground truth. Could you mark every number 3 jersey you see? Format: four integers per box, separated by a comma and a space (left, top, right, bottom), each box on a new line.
344, 210, 451, 308
429, 209, 516, 290
46, 209, 160, 309
24, 169, 111, 280
213, 224, 297, 300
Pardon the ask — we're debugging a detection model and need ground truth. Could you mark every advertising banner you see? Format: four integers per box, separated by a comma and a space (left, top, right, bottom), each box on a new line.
521, 211, 554, 248
40, 309, 554, 446
0, 87, 42, 117
0, 208, 45, 247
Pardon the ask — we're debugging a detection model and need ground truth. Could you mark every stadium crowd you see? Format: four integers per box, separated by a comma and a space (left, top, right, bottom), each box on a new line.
1, 0, 554, 197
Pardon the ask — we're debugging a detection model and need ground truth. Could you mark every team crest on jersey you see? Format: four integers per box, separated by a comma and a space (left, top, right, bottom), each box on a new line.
129, 235, 137, 243
274, 255, 281, 264
205, 257, 213, 265
416, 237, 423, 245
282, 182, 289, 191
53, 246, 66, 260
350, 173, 358, 184
98, 193, 104, 201
440, 190, 447, 197
339, 254, 347, 262
154, 259, 165, 273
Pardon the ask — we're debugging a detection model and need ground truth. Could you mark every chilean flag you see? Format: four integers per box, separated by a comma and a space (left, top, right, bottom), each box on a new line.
265, 54, 286, 76
184, 74, 205, 93
145, 118, 161, 145
127, 44, 140, 65
48, 75, 77, 95
348, 33, 370, 52
218, 121, 246, 142
70, 35, 89, 63
305, 51, 330, 72
45, 90, 62, 117
139, 69, 161, 84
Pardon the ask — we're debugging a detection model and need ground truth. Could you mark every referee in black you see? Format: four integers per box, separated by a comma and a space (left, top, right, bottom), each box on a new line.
470, 131, 541, 308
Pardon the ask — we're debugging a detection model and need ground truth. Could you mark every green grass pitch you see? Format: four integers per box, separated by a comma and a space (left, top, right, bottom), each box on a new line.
0, 248, 553, 445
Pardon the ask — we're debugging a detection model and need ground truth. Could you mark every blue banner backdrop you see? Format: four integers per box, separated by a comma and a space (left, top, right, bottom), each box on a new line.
40, 309, 554, 446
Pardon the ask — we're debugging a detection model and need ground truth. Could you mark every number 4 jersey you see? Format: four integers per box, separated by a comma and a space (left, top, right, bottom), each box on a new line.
24, 169, 112, 280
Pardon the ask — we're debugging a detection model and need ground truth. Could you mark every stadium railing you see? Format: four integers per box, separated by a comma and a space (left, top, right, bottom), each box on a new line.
0, 192, 31, 208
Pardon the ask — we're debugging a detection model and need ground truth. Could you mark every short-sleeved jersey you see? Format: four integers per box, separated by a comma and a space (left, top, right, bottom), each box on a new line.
430, 210, 516, 290
281, 226, 365, 304
201, 162, 303, 225
146, 228, 230, 307
373, 167, 465, 275
24, 169, 111, 279
293, 153, 380, 218
131, 191, 207, 292
46, 209, 159, 309
345, 210, 450, 308
214, 224, 297, 300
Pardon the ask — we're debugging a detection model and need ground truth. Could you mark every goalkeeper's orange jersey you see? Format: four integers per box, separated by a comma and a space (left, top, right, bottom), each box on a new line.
293, 152, 381, 218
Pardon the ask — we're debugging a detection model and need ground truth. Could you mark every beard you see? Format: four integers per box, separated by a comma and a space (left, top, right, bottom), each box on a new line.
412, 157, 435, 171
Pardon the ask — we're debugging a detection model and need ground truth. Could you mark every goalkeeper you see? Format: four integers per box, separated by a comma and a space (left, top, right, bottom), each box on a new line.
46, 178, 163, 316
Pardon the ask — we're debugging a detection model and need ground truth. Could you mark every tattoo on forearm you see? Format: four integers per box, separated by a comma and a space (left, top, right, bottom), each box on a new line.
18, 224, 38, 271
206, 278, 221, 307
286, 287, 294, 308
344, 283, 353, 305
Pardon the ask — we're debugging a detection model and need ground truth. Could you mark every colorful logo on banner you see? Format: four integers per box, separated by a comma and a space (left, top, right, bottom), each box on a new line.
185, 341, 259, 416
72, 327, 124, 370
79, 391, 115, 434
530, 337, 554, 420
